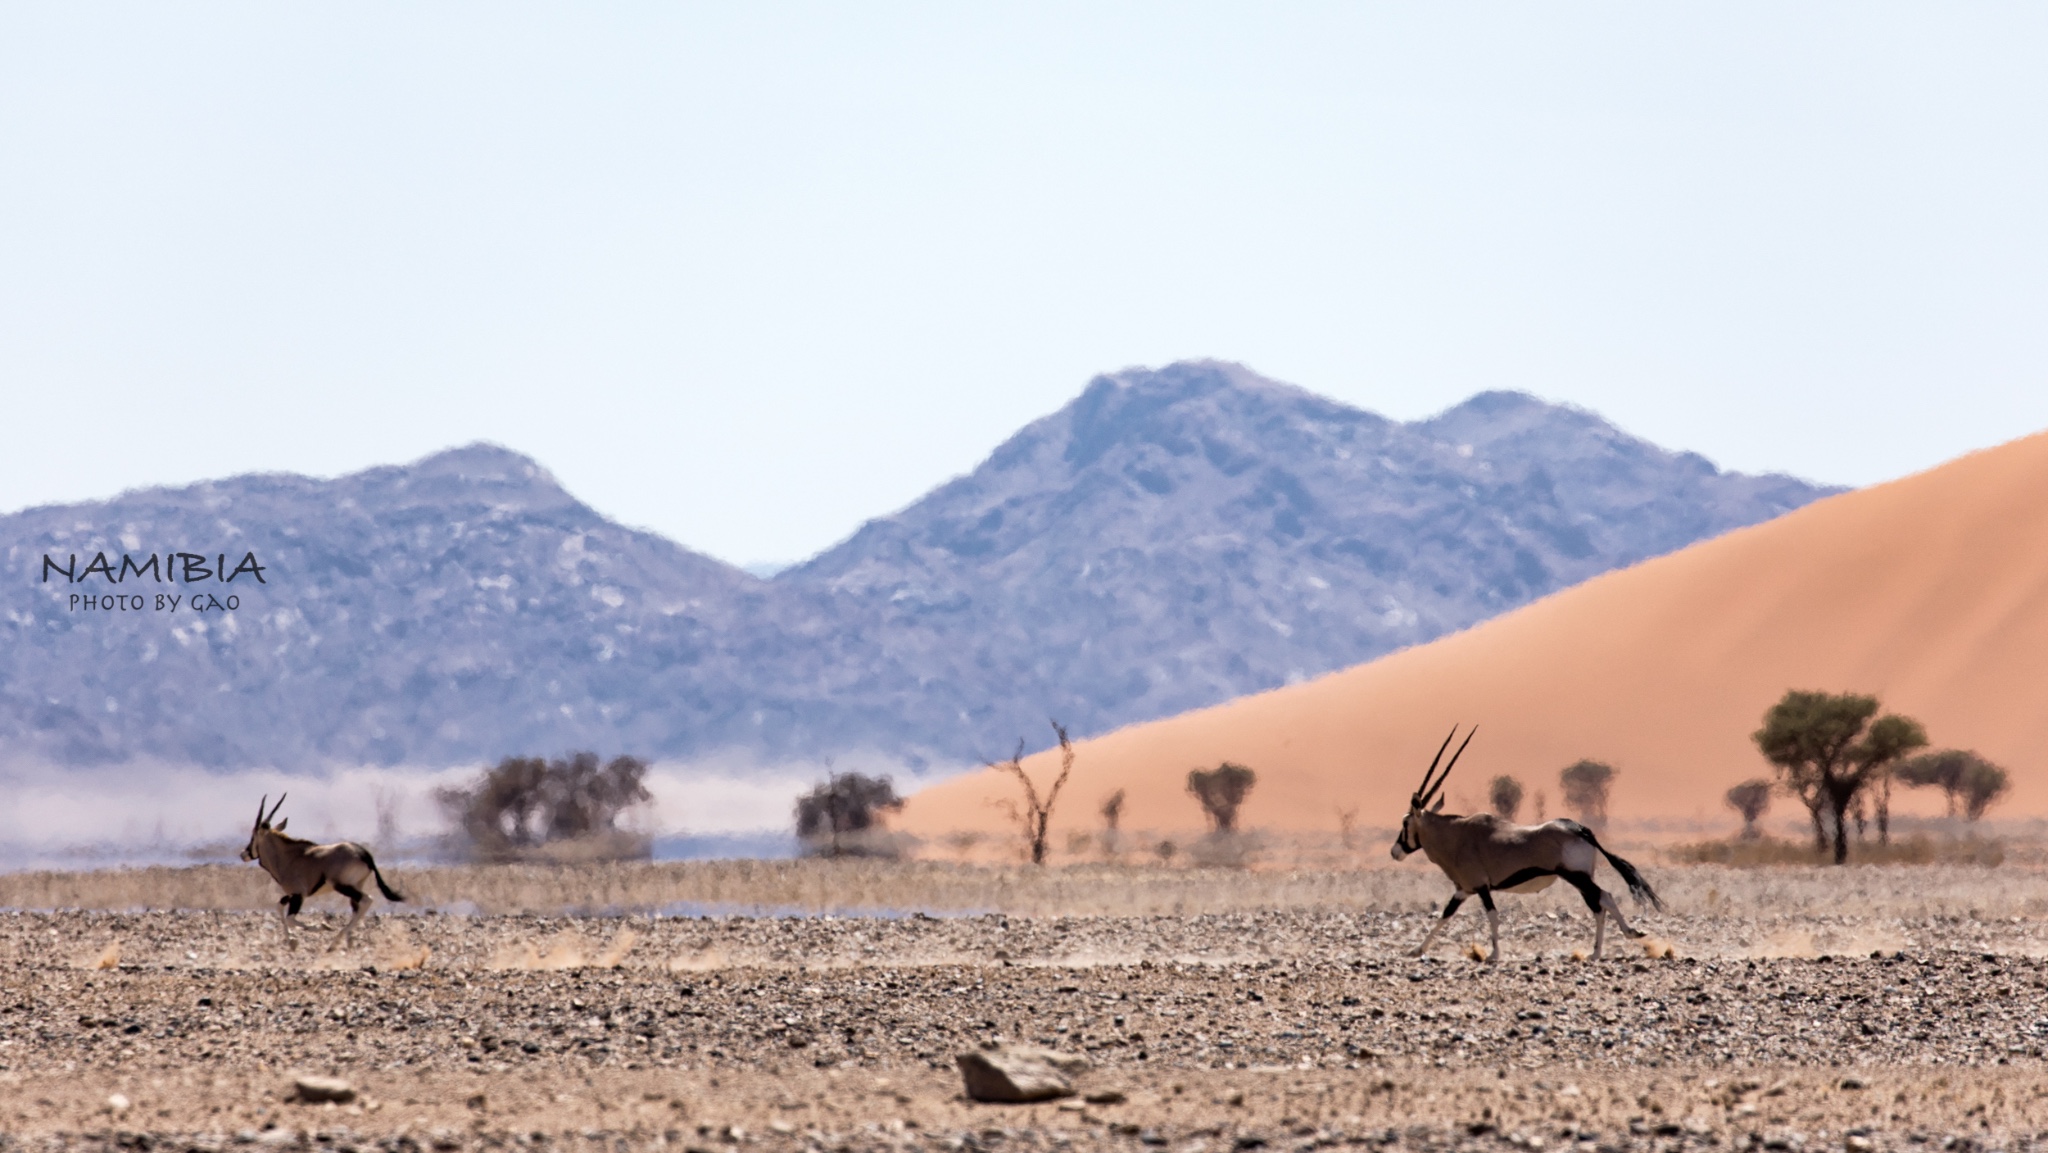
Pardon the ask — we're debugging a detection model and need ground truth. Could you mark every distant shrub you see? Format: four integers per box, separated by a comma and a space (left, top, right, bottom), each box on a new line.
436, 752, 652, 863
1488, 775, 1524, 822
1559, 760, 1617, 832
1725, 779, 1773, 840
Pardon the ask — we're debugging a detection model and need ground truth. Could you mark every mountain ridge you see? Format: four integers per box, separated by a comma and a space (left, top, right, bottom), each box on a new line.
1, 361, 1839, 773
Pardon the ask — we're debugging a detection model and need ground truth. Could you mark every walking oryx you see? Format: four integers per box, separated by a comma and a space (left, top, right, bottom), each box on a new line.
1390, 727, 1663, 962
240, 794, 405, 947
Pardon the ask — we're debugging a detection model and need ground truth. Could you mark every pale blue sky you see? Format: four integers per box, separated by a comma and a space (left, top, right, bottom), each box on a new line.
4, 4, 2045, 567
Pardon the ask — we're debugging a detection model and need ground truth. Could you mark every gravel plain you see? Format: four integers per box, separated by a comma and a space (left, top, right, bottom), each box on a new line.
4, 862, 2048, 1151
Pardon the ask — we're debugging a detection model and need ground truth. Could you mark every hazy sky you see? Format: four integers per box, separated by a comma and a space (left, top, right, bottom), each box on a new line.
4, 4, 2045, 567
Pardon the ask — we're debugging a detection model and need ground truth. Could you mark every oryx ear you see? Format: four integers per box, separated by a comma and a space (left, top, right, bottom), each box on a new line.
275, 818, 287, 831
1431, 795, 1445, 813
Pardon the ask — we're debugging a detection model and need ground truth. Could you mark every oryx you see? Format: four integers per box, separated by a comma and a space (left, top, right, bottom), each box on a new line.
240, 794, 405, 947
1390, 727, 1663, 962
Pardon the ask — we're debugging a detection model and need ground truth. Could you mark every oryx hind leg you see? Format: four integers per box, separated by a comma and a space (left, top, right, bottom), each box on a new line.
1599, 889, 1647, 940
1478, 889, 1500, 964
333, 882, 369, 950
1416, 893, 1466, 957
1562, 871, 1612, 959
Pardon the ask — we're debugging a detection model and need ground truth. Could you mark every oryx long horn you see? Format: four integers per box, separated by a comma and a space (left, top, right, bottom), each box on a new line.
266, 793, 288, 823
1420, 726, 1478, 807
1413, 726, 1459, 801
256, 795, 269, 823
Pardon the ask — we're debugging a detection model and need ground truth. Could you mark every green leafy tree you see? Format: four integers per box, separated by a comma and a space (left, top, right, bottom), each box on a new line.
1187, 762, 1258, 833
1753, 690, 1927, 864
1487, 775, 1525, 822
1724, 779, 1772, 840
1854, 714, 1930, 844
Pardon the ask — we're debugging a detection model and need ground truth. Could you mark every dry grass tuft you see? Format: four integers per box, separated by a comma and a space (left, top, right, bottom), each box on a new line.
1569, 947, 1590, 962
87, 941, 120, 969
595, 927, 639, 968
1639, 936, 1677, 959
1671, 833, 2005, 867
1462, 941, 1488, 963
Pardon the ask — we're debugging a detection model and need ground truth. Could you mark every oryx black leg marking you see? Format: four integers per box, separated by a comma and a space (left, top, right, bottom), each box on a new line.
335, 882, 365, 907
1561, 870, 1612, 957
1477, 889, 1496, 911
284, 894, 304, 917
1440, 894, 1466, 919
1562, 871, 1603, 912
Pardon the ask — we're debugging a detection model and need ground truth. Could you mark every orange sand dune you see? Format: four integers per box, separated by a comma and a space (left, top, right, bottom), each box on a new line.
899, 429, 2048, 841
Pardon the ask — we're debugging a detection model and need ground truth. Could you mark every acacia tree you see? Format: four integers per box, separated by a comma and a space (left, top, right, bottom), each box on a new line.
1724, 779, 1773, 840
794, 770, 904, 857
1559, 760, 1617, 832
1898, 750, 2011, 821
1488, 775, 1525, 821
436, 752, 653, 862
1187, 762, 1257, 833
1753, 690, 1927, 864
995, 720, 1076, 865
1855, 714, 1930, 844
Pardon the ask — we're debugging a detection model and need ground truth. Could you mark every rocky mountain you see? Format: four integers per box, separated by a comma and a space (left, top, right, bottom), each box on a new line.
0, 361, 1838, 772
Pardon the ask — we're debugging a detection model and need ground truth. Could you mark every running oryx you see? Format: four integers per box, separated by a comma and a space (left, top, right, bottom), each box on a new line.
240, 794, 406, 947
1389, 727, 1663, 962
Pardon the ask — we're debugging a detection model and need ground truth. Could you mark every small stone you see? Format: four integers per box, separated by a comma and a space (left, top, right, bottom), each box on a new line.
1838, 1077, 1866, 1091
1084, 1090, 1128, 1105
1846, 1138, 1873, 1152
106, 1093, 131, 1113
292, 1076, 357, 1105
955, 1047, 1077, 1103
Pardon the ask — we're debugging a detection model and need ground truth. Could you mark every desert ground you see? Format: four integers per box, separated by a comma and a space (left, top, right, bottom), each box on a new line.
5, 859, 2048, 1151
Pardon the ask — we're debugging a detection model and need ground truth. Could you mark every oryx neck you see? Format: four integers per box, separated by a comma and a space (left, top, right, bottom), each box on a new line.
1410, 807, 1462, 862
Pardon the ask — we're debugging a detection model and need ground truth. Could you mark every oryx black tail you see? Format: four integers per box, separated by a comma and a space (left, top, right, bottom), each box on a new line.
362, 849, 405, 903
1557, 820, 1663, 911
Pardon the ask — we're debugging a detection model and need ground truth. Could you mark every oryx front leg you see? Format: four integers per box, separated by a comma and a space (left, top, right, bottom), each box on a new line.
1416, 893, 1466, 957
278, 894, 305, 949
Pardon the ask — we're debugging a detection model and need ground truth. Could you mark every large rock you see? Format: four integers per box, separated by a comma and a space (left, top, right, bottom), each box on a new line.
291, 1076, 356, 1104
955, 1045, 1091, 1103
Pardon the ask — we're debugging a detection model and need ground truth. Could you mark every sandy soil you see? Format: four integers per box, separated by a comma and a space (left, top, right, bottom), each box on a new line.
899, 426, 2048, 837
5, 863, 2048, 1151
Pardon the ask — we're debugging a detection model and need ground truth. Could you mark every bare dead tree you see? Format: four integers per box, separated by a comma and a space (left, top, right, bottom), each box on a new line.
1336, 806, 1359, 850
994, 720, 1076, 866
